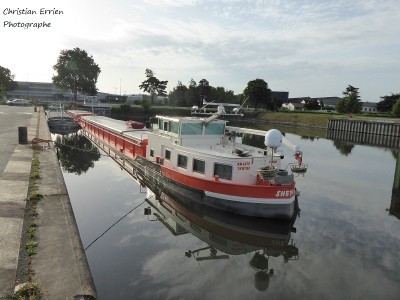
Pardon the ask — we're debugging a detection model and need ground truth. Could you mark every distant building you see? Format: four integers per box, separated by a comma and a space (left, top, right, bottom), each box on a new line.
282, 97, 309, 111
288, 97, 311, 104
283, 102, 304, 111
283, 97, 378, 113
6, 81, 127, 103
287, 102, 304, 111
314, 97, 341, 109
104, 94, 127, 102
282, 96, 341, 111
127, 94, 143, 103
6, 81, 69, 101
271, 91, 289, 106
361, 102, 378, 113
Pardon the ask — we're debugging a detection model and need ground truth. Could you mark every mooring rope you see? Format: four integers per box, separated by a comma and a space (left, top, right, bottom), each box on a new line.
84, 196, 152, 251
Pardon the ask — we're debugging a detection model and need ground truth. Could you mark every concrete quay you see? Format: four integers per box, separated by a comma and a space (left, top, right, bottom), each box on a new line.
0, 106, 96, 299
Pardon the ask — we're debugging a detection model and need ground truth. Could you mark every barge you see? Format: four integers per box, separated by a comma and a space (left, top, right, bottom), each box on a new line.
67, 109, 306, 219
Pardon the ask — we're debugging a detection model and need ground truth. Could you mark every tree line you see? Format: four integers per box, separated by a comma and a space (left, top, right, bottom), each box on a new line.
1, 47, 399, 116
140, 68, 276, 110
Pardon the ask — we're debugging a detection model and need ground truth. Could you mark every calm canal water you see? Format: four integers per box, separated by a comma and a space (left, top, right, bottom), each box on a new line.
54, 126, 400, 300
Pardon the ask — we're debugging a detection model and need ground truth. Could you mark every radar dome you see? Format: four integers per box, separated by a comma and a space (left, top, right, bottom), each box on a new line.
264, 129, 282, 148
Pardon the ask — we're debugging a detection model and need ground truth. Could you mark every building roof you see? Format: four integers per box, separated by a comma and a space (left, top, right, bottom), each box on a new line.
362, 101, 377, 108
288, 97, 310, 104
289, 102, 304, 108
314, 97, 341, 106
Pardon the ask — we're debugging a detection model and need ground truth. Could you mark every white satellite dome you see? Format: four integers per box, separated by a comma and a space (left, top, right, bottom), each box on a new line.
264, 129, 282, 148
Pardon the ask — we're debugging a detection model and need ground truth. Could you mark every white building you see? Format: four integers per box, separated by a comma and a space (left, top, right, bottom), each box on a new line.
282, 102, 304, 111
361, 102, 378, 113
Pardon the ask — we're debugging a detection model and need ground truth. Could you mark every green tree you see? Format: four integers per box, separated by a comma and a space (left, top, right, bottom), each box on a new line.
167, 79, 237, 108
304, 99, 321, 110
243, 79, 272, 110
336, 98, 347, 113
377, 93, 400, 112
139, 69, 168, 105
392, 100, 400, 118
342, 85, 362, 114
198, 79, 212, 106
52, 48, 101, 107
0, 83, 6, 99
187, 79, 198, 107
169, 81, 188, 107
0, 65, 18, 97
210, 86, 235, 103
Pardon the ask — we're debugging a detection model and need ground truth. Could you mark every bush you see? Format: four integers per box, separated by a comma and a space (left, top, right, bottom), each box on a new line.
120, 104, 131, 113
111, 104, 131, 115
392, 100, 400, 118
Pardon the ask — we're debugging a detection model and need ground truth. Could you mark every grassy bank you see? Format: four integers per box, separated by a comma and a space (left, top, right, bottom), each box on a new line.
111, 105, 396, 128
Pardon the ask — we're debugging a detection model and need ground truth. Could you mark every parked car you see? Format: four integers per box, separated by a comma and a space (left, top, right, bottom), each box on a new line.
8, 99, 30, 106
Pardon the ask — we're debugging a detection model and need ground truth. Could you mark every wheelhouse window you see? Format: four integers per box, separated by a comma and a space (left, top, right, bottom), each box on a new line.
177, 154, 188, 168
170, 121, 180, 134
163, 121, 169, 131
150, 148, 154, 157
214, 163, 232, 180
205, 123, 225, 135
193, 158, 205, 174
165, 149, 171, 160
181, 123, 203, 135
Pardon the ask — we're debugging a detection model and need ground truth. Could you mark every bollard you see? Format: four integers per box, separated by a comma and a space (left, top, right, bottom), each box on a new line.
18, 126, 28, 144
34, 106, 37, 112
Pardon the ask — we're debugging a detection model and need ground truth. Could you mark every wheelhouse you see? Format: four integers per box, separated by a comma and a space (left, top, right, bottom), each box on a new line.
146, 116, 279, 185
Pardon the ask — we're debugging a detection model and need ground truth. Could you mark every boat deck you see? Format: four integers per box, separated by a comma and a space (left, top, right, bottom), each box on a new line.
83, 115, 148, 142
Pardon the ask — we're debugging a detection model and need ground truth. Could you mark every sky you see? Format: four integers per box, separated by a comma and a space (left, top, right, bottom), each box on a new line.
1, 0, 399, 101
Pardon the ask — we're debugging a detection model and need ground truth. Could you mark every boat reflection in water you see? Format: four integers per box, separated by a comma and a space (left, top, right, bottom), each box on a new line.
144, 189, 299, 292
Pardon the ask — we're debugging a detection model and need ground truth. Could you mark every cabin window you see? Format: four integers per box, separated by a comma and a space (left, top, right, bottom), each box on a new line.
193, 158, 205, 174
165, 149, 171, 160
177, 154, 188, 168
181, 123, 203, 135
150, 148, 154, 157
163, 121, 169, 131
158, 119, 164, 131
205, 123, 225, 135
170, 121, 180, 134
214, 163, 232, 180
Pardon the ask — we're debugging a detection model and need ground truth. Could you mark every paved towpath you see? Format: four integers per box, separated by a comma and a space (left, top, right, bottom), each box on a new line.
0, 105, 96, 299
0, 106, 36, 296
